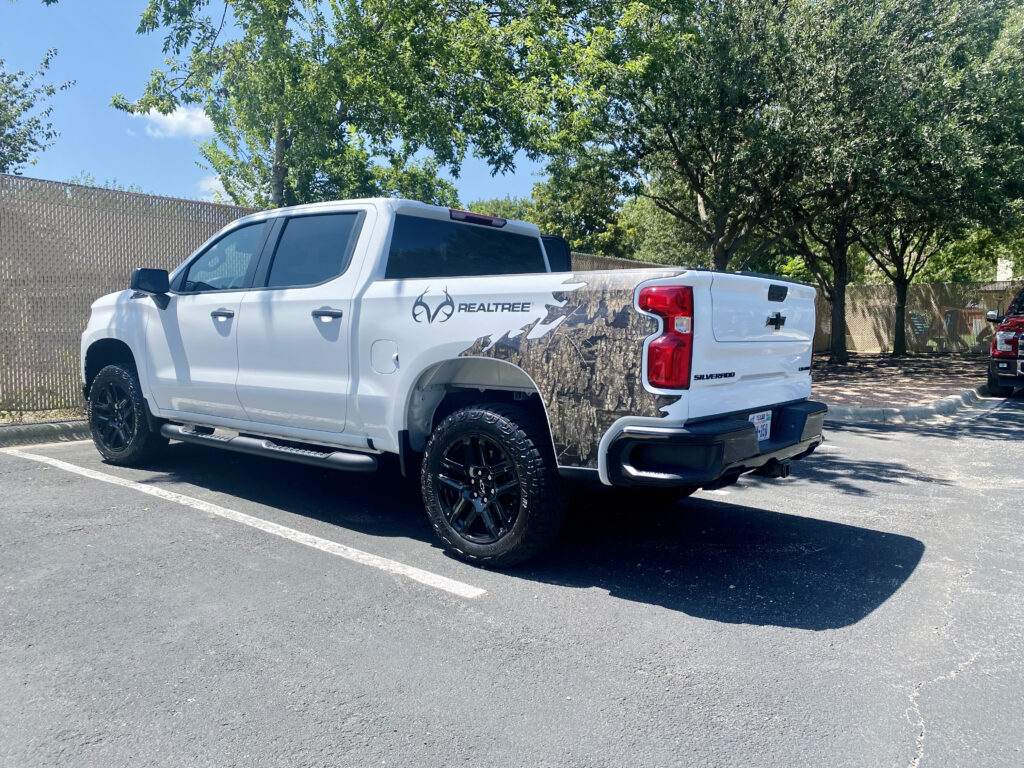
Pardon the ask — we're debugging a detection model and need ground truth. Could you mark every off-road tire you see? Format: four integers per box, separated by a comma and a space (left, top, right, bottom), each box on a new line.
421, 403, 566, 567
987, 372, 1013, 398
88, 363, 167, 466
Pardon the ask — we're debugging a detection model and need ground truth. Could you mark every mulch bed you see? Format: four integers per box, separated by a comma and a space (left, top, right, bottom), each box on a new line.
812, 352, 989, 408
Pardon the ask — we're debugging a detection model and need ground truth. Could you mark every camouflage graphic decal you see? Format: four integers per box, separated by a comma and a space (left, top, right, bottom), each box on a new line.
460, 271, 683, 468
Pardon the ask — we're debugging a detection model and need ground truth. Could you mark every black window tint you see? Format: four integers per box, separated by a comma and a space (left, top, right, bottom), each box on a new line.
182, 222, 265, 293
1010, 290, 1024, 316
385, 215, 546, 279
265, 213, 362, 288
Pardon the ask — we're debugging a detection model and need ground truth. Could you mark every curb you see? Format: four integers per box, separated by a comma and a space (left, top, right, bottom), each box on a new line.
0, 419, 90, 448
823, 383, 989, 425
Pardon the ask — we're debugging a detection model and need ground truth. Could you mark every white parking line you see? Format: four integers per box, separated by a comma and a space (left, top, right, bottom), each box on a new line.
4, 448, 486, 600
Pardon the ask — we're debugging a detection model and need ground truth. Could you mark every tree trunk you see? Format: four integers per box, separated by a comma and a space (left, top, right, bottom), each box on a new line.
270, 120, 289, 208
710, 240, 730, 271
892, 278, 910, 356
268, 7, 292, 209
827, 235, 850, 363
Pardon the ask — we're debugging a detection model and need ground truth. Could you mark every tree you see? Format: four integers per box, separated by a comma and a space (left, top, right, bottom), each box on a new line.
468, 196, 537, 223
618, 195, 706, 267
759, 0, 891, 362
116, 0, 466, 208
509, 0, 839, 270
525, 156, 634, 258
919, 230, 1024, 283
852, 0, 1024, 355
469, 158, 635, 258
0, 50, 71, 173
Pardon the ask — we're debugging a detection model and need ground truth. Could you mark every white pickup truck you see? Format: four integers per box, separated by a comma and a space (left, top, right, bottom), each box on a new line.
81, 198, 826, 565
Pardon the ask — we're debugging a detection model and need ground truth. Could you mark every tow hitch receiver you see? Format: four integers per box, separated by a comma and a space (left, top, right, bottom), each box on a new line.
756, 459, 791, 479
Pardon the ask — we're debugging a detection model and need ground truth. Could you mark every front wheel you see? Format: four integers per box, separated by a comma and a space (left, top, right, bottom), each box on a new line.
987, 371, 1014, 398
421, 403, 565, 567
88, 364, 167, 466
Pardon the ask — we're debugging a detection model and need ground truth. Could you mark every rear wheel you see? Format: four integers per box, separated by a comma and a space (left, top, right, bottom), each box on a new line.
88, 364, 167, 466
987, 371, 1013, 398
421, 403, 565, 567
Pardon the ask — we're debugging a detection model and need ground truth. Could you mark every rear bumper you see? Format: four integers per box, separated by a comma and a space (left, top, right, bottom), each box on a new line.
607, 400, 827, 488
990, 358, 1024, 389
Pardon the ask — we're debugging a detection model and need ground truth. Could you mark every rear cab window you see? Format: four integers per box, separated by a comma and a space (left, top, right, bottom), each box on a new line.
263, 211, 364, 289
385, 214, 547, 279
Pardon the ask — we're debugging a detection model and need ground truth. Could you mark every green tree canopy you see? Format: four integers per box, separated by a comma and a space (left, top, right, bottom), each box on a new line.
850, 0, 1024, 354
500, 0, 836, 270
117, 0, 470, 207
0, 50, 71, 173
467, 195, 537, 223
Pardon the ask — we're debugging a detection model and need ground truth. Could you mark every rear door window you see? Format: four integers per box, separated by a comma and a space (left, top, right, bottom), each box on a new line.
385, 214, 547, 279
264, 212, 363, 288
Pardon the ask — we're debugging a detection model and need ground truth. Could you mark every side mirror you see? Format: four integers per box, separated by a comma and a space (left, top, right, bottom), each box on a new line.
541, 235, 573, 272
986, 309, 1002, 324
130, 268, 170, 309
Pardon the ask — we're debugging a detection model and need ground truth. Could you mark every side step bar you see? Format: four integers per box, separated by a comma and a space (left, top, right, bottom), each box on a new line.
160, 424, 378, 473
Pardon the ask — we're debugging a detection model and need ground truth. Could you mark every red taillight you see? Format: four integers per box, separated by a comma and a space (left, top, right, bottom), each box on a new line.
638, 286, 694, 389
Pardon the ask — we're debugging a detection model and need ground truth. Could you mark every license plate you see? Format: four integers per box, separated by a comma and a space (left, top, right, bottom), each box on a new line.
749, 410, 772, 441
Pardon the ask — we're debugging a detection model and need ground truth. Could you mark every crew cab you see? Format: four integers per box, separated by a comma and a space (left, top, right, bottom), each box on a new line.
986, 287, 1024, 396
81, 199, 826, 566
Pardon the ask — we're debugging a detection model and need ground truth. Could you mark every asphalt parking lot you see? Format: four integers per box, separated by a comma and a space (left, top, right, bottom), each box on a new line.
2, 393, 1023, 768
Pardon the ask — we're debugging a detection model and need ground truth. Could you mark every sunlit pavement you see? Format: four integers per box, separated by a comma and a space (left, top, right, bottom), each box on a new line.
2, 392, 1022, 767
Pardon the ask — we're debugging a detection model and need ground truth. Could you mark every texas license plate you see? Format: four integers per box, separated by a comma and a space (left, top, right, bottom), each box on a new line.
749, 410, 772, 441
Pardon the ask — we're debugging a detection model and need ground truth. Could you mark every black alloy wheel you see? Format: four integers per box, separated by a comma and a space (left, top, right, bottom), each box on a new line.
88, 363, 167, 466
436, 434, 522, 544
421, 403, 566, 567
91, 379, 136, 452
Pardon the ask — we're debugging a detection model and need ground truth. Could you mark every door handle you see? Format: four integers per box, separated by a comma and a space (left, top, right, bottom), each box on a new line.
210, 308, 235, 320
312, 308, 344, 320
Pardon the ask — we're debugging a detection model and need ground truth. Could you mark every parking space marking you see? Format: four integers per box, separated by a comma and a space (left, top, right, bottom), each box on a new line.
4, 448, 486, 600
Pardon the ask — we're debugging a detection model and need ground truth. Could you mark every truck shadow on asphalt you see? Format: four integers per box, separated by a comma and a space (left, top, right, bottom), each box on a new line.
523, 490, 924, 631
150, 445, 923, 631
744, 453, 954, 496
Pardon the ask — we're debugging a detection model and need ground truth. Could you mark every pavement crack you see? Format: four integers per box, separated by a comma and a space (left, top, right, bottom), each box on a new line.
904, 651, 981, 768
906, 540, 986, 768
935, 560, 976, 644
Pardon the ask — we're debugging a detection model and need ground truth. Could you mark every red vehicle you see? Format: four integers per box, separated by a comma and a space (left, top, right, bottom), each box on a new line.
987, 287, 1024, 396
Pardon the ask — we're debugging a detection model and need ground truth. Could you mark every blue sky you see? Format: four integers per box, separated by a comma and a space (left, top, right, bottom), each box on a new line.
1, 0, 545, 205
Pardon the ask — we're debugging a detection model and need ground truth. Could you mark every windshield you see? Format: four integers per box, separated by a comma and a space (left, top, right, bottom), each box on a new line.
1009, 289, 1024, 316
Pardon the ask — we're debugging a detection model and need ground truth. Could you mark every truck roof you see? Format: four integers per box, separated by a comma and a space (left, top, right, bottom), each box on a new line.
232, 198, 543, 239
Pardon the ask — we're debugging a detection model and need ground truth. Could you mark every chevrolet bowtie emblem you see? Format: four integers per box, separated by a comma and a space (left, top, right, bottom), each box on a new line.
766, 312, 786, 331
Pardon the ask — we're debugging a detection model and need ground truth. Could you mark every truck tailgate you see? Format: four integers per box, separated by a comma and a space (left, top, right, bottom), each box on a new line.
684, 273, 816, 421
709, 273, 815, 343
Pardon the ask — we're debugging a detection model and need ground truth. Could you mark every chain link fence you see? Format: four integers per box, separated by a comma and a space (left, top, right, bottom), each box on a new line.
569, 252, 658, 272
2, 174, 1020, 411
572, 253, 1023, 354
815, 281, 1024, 354
0, 175, 255, 412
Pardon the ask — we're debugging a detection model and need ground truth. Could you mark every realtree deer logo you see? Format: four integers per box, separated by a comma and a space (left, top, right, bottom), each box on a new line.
412, 288, 456, 324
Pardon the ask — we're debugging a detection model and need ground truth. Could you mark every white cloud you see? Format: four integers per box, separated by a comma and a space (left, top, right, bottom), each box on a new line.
139, 106, 214, 139
198, 174, 227, 202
